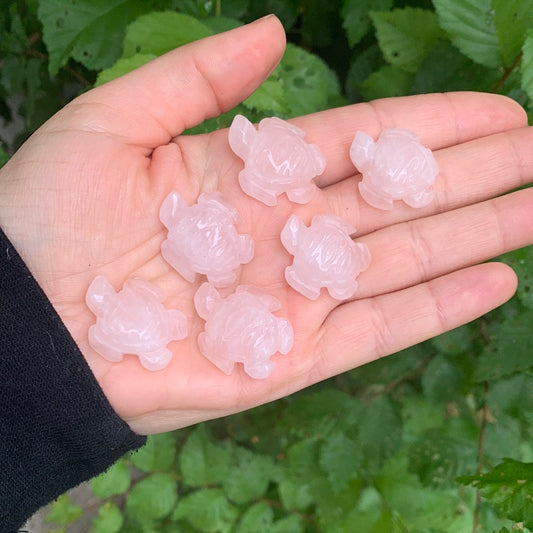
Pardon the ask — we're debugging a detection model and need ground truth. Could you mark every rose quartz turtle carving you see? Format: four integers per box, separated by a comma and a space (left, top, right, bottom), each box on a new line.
159, 191, 254, 287
194, 283, 294, 379
350, 128, 439, 210
86, 276, 188, 371
228, 114, 326, 206
281, 214, 371, 300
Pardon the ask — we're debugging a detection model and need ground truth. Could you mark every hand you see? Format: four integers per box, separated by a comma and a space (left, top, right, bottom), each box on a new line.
0, 16, 531, 435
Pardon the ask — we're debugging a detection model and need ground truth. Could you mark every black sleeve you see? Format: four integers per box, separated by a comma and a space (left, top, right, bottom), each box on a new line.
0, 229, 146, 532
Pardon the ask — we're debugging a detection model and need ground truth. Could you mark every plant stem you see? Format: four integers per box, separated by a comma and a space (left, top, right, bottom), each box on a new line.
215, 0, 221, 17
492, 52, 523, 93
472, 381, 489, 533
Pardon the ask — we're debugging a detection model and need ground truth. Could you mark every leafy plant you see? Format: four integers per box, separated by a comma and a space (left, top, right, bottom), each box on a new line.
1, 0, 531, 531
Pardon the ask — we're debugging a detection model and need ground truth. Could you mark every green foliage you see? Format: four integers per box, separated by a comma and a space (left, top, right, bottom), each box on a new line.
523, 30, 533, 102
121, 11, 213, 57
38, 0, 151, 75
91, 502, 124, 533
46, 493, 83, 526
432, 0, 501, 68
0, 0, 529, 531
90, 458, 131, 498
458, 459, 533, 527
370, 8, 443, 73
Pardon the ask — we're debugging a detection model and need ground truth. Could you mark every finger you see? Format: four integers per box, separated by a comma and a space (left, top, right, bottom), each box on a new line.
292, 92, 527, 187
312, 124, 533, 234
353, 186, 533, 299
308, 262, 517, 382
47, 16, 286, 147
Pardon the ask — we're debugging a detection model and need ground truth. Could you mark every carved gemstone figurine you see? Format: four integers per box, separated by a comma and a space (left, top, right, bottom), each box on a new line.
350, 128, 439, 210
159, 191, 254, 287
228, 114, 326, 206
194, 283, 294, 379
86, 276, 188, 371
281, 214, 371, 300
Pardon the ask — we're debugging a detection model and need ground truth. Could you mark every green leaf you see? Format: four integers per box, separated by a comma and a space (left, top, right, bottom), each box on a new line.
95, 53, 157, 86
285, 437, 321, 484
129, 432, 177, 472
523, 30, 533, 102
485, 415, 523, 461
401, 396, 445, 440
125, 473, 177, 523
91, 502, 123, 533
351, 344, 428, 386
46, 493, 83, 526
244, 74, 288, 116
270, 515, 305, 533
0, 144, 9, 167
502, 247, 533, 309
458, 459, 533, 527
179, 425, 232, 486
422, 354, 464, 404
342, 0, 393, 48
377, 456, 474, 531
370, 7, 442, 73
493, 528, 533, 533
235, 502, 274, 533
319, 430, 362, 492
278, 438, 321, 510
475, 307, 533, 381
278, 478, 314, 511
38, 0, 150, 74
492, 0, 533, 66
344, 44, 385, 102
90, 458, 131, 498
0, 4, 30, 55
430, 324, 477, 356
276, 43, 341, 117
408, 431, 478, 488
122, 11, 213, 58
358, 396, 402, 470
1, 55, 25, 94
359, 65, 413, 100
433, 0, 502, 68
203, 16, 242, 34
488, 373, 533, 425
219, 0, 247, 20
282, 388, 362, 439
222, 446, 276, 504
172, 488, 238, 533
312, 478, 362, 531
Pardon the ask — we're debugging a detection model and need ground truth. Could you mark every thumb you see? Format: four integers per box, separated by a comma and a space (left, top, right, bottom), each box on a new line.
57, 15, 286, 147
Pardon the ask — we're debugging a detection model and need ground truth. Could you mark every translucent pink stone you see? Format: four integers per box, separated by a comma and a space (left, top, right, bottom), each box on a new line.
281, 214, 370, 300
194, 283, 294, 379
86, 276, 188, 371
228, 114, 326, 206
350, 128, 438, 210
159, 191, 254, 287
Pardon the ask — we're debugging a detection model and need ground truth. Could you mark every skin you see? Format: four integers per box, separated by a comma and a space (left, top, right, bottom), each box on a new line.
0, 15, 532, 435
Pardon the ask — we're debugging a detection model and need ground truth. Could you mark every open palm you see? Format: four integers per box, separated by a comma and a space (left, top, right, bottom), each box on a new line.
1, 16, 532, 435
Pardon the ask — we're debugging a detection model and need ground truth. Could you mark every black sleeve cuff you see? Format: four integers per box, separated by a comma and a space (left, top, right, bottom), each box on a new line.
0, 228, 146, 532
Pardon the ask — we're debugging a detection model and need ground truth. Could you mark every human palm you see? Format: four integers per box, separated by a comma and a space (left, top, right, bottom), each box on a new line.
1, 16, 532, 435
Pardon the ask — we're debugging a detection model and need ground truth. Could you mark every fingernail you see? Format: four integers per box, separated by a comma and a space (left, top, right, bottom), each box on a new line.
251, 14, 276, 24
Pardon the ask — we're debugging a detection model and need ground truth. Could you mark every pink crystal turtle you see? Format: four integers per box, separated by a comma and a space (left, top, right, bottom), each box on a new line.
159, 191, 254, 287
350, 128, 439, 210
86, 276, 188, 371
228, 114, 326, 206
194, 283, 294, 379
281, 214, 371, 300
